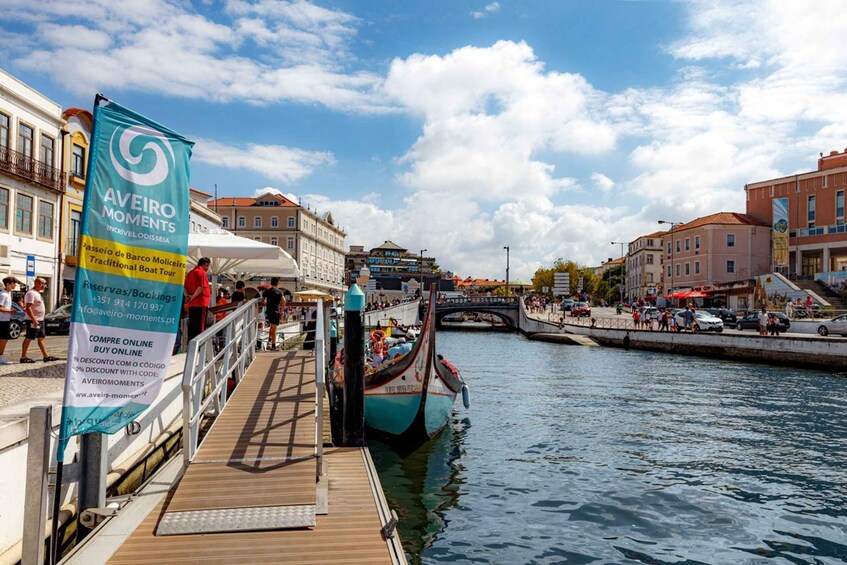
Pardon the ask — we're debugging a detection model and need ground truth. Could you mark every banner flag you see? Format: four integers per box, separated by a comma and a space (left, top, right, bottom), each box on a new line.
57, 99, 194, 460
772, 198, 789, 268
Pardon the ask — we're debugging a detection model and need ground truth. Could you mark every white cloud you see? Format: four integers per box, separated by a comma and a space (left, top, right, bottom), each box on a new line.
591, 173, 614, 193
252, 187, 301, 203
471, 1, 500, 19
193, 139, 334, 183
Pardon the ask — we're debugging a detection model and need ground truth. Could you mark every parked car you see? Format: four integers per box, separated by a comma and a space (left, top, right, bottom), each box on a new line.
817, 314, 847, 337
572, 301, 591, 317
674, 310, 724, 332
735, 312, 790, 332
706, 308, 737, 324
561, 299, 575, 312
44, 304, 73, 335
7, 303, 26, 339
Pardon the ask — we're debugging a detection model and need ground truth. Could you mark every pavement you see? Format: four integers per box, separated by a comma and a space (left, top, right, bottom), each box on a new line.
0, 334, 69, 411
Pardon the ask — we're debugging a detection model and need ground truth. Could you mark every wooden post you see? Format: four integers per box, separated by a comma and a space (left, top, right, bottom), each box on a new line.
342, 284, 365, 446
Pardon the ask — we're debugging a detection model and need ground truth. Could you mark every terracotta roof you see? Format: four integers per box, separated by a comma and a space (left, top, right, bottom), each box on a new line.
641, 230, 668, 239
209, 193, 299, 207
674, 212, 768, 231
604, 257, 625, 265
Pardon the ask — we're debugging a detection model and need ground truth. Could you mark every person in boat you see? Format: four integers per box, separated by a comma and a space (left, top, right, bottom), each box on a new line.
370, 329, 387, 367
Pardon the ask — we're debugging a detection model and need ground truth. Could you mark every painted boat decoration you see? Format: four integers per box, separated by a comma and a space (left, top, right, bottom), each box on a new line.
334, 289, 468, 441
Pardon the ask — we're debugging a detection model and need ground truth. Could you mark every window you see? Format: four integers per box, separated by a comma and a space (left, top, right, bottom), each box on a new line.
271, 216, 279, 228
685, 263, 690, 276
695, 261, 700, 275
647, 239, 654, 246
727, 234, 735, 247
221, 216, 229, 228
646, 254, 654, 265
72, 144, 85, 178
676, 240, 681, 253
727, 260, 735, 273
823, 176, 828, 188
0, 113, 9, 148
695, 236, 700, 250
769, 185, 774, 196
254, 216, 262, 228
808, 195, 816, 226
238, 216, 246, 228
270, 236, 278, 246
253, 237, 261, 241
18, 123, 33, 158
837, 191, 844, 225
685, 238, 690, 251
16, 193, 33, 233
0, 188, 7, 229
667, 242, 671, 254
70, 209, 81, 255
667, 266, 671, 277
287, 237, 294, 250
40, 135, 54, 166
37, 201, 53, 238
287, 217, 295, 228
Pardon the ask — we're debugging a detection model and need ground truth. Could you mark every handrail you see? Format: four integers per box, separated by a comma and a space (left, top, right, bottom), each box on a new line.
182, 298, 258, 467
314, 300, 326, 478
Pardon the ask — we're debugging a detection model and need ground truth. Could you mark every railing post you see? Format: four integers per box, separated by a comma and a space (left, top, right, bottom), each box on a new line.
315, 299, 325, 478
22, 406, 51, 565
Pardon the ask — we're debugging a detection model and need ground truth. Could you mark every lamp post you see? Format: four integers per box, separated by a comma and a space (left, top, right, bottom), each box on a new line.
504, 246, 510, 297
611, 241, 627, 302
658, 220, 682, 304
419, 248, 427, 296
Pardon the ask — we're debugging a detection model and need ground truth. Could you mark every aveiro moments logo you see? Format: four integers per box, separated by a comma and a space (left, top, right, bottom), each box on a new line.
109, 125, 175, 187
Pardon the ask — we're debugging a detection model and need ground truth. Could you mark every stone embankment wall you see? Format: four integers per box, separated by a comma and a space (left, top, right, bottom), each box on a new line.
363, 300, 420, 328
517, 301, 847, 372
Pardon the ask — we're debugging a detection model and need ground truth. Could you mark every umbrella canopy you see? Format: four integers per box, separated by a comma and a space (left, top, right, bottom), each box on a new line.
221, 248, 300, 282
187, 229, 279, 272
293, 289, 333, 300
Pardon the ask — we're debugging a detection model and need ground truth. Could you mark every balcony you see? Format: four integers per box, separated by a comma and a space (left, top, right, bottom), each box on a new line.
790, 223, 847, 238
0, 145, 62, 192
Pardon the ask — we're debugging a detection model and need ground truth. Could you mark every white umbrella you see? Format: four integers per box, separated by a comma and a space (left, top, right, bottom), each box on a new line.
222, 248, 300, 282
187, 229, 282, 298
293, 288, 332, 299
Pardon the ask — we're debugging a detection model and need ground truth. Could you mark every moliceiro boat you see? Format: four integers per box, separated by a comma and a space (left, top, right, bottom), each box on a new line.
335, 289, 468, 441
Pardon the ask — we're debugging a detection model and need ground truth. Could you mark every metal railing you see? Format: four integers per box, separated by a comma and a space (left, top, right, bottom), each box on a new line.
0, 145, 62, 191
182, 298, 258, 466
314, 300, 326, 478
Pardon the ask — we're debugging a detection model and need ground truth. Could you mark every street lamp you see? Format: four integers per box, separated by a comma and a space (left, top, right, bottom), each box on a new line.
504, 246, 510, 297
419, 248, 427, 296
610, 241, 627, 302
658, 220, 682, 303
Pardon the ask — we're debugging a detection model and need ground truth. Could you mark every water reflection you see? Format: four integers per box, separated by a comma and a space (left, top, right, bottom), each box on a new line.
369, 416, 468, 564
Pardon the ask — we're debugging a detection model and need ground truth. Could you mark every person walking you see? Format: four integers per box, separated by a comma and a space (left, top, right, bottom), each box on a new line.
261, 277, 284, 350
0, 277, 20, 364
20, 278, 58, 363
683, 306, 694, 332
758, 306, 768, 336
184, 257, 211, 343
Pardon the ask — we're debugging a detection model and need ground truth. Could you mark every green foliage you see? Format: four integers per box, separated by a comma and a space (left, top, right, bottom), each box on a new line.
532, 258, 599, 297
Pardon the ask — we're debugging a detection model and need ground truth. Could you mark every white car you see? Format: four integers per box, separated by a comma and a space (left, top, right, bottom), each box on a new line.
674, 310, 724, 332
817, 314, 847, 337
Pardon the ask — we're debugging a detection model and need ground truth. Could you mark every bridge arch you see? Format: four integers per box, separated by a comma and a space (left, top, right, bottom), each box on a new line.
429, 296, 521, 330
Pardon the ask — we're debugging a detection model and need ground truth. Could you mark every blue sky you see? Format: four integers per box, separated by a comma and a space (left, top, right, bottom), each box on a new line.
3, 0, 846, 281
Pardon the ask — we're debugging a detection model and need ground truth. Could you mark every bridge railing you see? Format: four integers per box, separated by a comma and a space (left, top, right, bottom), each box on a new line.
430, 296, 520, 308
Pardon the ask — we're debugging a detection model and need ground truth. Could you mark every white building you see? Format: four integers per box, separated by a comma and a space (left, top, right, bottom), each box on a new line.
0, 69, 64, 303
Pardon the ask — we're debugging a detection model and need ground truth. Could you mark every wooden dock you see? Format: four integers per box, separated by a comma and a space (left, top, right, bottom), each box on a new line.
65, 350, 405, 564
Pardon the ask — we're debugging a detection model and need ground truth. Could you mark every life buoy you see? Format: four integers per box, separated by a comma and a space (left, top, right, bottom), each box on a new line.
370, 329, 386, 342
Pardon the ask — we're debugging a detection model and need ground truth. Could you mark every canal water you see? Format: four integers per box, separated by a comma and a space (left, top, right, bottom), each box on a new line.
369, 330, 847, 564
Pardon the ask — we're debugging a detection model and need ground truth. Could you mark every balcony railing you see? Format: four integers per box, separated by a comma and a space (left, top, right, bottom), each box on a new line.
66, 237, 79, 257
0, 145, 62, 192
790, 223, 847, 238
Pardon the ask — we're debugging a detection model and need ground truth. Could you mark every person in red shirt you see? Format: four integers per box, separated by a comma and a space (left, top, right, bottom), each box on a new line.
184, 257, 211, 343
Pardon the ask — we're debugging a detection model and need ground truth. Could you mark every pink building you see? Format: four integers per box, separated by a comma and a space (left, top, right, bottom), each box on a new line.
663, 212, 771, 294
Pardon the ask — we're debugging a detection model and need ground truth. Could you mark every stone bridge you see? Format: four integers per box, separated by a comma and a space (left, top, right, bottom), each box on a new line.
429, 296, 521, 329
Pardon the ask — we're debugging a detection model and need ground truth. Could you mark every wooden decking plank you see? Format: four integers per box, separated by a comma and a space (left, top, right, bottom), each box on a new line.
107, 448, 395, 564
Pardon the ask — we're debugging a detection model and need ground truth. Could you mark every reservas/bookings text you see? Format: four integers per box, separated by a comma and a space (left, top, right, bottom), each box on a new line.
82, 279, 179, 304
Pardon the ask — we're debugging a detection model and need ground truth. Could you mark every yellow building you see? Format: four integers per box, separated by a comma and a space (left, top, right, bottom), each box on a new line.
58, 108, 92, 300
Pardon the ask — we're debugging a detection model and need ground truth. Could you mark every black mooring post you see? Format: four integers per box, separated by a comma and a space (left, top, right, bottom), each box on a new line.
342, 284, 366, 446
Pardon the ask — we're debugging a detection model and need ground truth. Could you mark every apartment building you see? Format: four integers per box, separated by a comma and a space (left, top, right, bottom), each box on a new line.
188, 188, 222, 233
746, 148, 847, 278
0, 69, 64, 304
209, 191, 345, 296
626, 231, 665, 300
345, 241, 435, 294
662, 212, 770, 293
